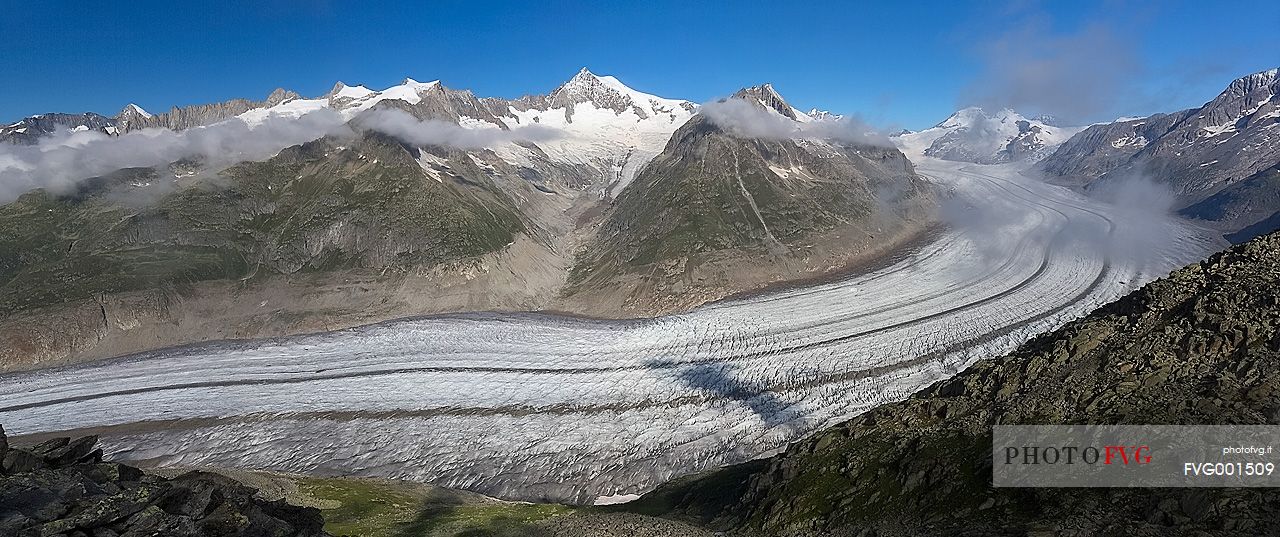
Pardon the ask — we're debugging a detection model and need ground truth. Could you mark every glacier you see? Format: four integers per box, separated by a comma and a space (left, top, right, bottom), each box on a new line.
0, 159, 1222, 504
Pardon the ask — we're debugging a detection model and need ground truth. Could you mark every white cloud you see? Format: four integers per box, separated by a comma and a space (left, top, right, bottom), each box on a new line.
0, 109, 353, 203
352, 108, 561, 149
700, 98, 890, 146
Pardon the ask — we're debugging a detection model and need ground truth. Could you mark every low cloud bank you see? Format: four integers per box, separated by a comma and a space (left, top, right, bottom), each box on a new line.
0, 107, 565, 204
701, 98, 891, 146
938, 165, 1185, 272
0, 110, 353, 203
1083, 169, 1183, 262
353, 108, 561, 149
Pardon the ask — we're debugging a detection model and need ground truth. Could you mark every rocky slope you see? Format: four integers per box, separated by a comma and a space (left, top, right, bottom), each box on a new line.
565, 85, 935, 315
0, 125, 551, 370
0, 426, 329, 536
622, 230, 1280, 535
893, 107, 1081, 164
1038, 67, 1280, 240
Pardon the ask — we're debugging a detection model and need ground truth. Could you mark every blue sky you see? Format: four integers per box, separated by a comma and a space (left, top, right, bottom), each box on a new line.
1, 0, 1277, 130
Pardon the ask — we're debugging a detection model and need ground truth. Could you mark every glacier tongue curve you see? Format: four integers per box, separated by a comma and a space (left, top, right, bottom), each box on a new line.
0, 161, 1221, 504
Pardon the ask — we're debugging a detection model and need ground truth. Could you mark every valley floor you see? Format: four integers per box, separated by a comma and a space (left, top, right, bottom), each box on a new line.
0, 159, 1223, 505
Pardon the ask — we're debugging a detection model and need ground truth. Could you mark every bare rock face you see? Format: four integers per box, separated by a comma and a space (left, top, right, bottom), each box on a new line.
732, 84, 801, 120
114, 88, 301, 132
548, 67, 638, 118
368, 82, 511, 127
629, 230, 1280, 535
0, 427, 330, 536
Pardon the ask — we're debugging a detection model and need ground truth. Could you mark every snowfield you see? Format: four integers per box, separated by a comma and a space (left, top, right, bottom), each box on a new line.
0, 160, 1222, 504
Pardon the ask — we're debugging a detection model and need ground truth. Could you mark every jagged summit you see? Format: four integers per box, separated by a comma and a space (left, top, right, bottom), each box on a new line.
122, 103, 151, 118
732, 83, 801, 120
1195, 65, 1279, 133
265, 88, 300, 106
1227, 66, 1278, 92
548, 67, 634, 115
542, 67, 695, 121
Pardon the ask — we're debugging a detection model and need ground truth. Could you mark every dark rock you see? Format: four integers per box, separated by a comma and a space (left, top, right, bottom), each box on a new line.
119, 504, 198, 537
43, 435, 98, 467
3, 449, 46, 474
28, 438, 69, 456
76, 464, 144, 484
0, 425, 8, 473
78, 449, 104, 465
0, 430, 330, 536
156, 472, 232, 518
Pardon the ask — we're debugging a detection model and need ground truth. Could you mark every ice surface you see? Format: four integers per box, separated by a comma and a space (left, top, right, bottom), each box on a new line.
0, 160, 1221, 504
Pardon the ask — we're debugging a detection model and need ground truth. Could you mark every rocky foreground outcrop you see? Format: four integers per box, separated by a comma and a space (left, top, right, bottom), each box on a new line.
0, 426, 329, 537
623, 231, 1280, 535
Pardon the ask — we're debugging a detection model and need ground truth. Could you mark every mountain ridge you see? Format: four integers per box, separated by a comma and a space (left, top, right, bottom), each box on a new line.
1037, 66, 1280, 240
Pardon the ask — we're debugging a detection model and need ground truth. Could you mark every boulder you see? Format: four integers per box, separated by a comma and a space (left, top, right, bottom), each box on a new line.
43, 435, 99, 467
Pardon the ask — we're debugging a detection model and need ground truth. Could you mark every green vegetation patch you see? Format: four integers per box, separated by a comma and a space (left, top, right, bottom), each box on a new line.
297, 477, 572, 537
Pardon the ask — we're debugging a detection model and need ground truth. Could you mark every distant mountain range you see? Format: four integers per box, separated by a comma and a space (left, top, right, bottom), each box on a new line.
888, 67, 1280, 242
0, 69, 934, 370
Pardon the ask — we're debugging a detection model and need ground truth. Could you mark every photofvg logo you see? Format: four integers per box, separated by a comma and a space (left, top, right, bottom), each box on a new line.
993, 425, 1280, 487
1003, 443, 1152, 466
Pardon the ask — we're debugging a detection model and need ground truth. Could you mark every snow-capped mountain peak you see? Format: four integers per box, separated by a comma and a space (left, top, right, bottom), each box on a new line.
235, 77, 450, 126
806, 108, 842, 121
536, 67, 696, 124
895, 107, 1083, 164
935, 107, 1023, 129
379, 78, 440, 103
549, 68, 621, 109
124, 103, 151, 118
328, 81, 375, 101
